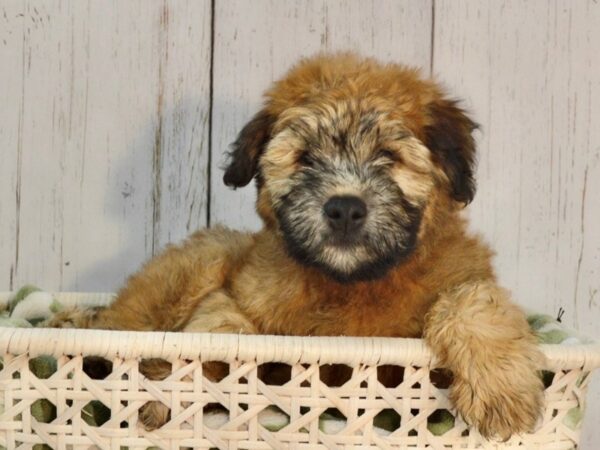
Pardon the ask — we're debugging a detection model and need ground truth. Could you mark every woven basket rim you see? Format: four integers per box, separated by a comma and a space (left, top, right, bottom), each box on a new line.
2, 291, 600, 371
2, 327, 599, 371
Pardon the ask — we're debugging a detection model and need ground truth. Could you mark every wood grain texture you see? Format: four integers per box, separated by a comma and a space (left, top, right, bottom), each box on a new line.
0, 2, 22, 290
321, 0, 432, 69
433, 1, 600, 446
210, 0, 432, 229
152, 0, 211, 251
1, 0, 211, 292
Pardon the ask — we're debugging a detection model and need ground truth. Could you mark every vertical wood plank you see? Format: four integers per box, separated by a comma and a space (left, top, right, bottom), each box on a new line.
152, 0, 212, 251
210, 0, 432, 229
322, 0, 432, 70
0, 3, 23, 290
433, 1, 600, 446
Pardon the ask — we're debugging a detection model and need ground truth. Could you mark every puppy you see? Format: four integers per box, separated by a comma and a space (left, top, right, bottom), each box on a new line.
50, 53, 544, 439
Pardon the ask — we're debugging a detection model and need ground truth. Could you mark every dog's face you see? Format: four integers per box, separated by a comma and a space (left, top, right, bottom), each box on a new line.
223, 54, 477, 283
258, 100, 430, 282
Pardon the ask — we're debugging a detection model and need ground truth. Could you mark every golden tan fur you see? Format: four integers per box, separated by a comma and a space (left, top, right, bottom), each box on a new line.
49, 53, 544, 440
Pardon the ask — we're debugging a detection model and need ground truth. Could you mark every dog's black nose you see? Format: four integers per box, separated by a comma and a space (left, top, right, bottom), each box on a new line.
324, 196, 367, 233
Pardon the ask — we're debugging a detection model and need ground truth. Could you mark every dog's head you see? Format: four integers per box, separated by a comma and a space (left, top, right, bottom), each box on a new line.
224, 54, 477, 283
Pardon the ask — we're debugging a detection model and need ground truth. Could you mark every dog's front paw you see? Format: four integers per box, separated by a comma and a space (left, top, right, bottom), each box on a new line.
450, 352, 544, 440
425, 282, 546, 440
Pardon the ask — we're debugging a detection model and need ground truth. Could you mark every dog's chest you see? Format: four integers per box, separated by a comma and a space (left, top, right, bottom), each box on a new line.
233, 237, 434, 338
251, 278, 431, 338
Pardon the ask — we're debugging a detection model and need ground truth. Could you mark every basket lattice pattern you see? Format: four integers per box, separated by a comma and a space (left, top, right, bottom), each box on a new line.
1, 326, 599, 450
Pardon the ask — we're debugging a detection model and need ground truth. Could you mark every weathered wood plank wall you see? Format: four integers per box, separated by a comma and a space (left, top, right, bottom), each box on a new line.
0, 0, 598, 445
0, 0, 211, 291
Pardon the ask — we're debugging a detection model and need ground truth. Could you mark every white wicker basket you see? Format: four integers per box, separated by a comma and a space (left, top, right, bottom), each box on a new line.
1, 293, 599, 449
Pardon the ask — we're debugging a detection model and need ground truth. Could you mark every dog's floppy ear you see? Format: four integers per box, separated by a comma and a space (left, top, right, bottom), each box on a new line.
223, 109, 275, 188
423, 99, 478, 204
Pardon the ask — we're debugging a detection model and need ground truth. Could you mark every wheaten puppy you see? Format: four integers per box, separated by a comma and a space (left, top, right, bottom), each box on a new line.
51, 53, 544, 439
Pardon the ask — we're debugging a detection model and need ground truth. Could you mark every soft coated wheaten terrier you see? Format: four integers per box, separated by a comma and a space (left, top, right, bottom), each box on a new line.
50, 53, 544, 439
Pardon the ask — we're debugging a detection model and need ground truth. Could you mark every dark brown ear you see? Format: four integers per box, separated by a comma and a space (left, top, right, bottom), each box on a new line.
223, 109, 275, 188
423, 99, 478, 204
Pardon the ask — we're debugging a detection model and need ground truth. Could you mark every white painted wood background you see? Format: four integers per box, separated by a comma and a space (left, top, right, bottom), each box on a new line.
0, 0, 598, 446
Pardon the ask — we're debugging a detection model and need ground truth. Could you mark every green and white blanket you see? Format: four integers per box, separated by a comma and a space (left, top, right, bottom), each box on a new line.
0, 285, 593, 439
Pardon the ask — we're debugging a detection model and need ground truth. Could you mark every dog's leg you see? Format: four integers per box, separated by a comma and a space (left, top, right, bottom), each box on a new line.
139, 290, 258, 430
183, 289, 259, 334
44, 227, 256, 430
424, 281, 544, 440
47, 288, 256, 431
46, 226, 255, 331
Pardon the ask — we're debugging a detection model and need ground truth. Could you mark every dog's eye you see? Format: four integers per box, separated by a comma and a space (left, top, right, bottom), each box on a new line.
377, 149, 399, 162
298, 151, 315, 167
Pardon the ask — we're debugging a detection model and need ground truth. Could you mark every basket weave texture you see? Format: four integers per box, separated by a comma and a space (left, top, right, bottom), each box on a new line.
1, 293, 600, 450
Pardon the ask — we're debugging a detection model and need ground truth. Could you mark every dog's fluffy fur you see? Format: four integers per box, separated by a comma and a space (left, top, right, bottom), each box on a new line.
50, 54, 544, 439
